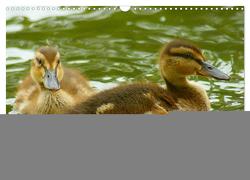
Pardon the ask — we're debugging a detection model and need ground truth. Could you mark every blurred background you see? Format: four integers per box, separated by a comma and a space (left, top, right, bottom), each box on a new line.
6, 6, 244, 113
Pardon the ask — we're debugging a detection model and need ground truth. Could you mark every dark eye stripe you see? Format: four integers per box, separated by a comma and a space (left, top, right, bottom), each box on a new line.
169, 52, 194, 59
35, 57, 43, 64
169, 53, 203, 64
166, 43, 202, 55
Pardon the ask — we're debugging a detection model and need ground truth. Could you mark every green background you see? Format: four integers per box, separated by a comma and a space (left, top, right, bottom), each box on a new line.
6, 6, 244, 113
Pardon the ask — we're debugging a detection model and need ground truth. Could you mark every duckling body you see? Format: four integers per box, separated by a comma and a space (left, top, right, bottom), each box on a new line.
69, 40, 229, 114
14, 47, 94, 114
69, 81, 208, 114
70, 83, 178, 114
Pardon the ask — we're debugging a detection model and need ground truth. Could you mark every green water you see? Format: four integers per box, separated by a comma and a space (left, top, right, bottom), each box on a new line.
6, 7, 244, 113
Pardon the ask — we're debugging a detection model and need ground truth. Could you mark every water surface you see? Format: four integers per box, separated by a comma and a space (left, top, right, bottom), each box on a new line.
6, 7, 244, 113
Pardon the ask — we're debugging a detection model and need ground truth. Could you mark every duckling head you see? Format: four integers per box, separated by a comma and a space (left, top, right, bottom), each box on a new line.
31, 46, 63, 91
159, 40, 230, 86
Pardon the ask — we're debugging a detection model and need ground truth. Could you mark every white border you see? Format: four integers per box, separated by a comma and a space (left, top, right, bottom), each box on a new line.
0, 0, 248, 114
0, 4, 6, 114
3, 0, 246, 6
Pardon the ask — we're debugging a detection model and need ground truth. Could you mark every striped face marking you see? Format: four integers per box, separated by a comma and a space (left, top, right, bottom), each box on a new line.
159, 40, 208, 77
161, 40, 206, 64
31, 46, 63, 90
160, 40, 230, 80
35, 47, 60, 70
169, 46, 205, 63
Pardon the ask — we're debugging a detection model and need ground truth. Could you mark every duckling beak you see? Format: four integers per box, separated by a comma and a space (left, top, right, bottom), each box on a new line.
198, 61, 230, 80
43, 69, 60, 90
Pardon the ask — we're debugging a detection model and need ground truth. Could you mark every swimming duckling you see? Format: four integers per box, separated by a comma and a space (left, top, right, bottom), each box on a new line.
69, 40, 230, 114
14, 46, 95, 114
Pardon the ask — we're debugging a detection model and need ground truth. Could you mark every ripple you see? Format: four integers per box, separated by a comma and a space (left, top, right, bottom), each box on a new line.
6, 48, 33, 64
90, 81, 117, 91
7, 68, 26, 73
6, 7, 244, 113
67, 60, 90, 64
6, 24, 23, 32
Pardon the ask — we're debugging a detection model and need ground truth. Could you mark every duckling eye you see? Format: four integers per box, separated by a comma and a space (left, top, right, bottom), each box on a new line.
207, 65, 213, 70
36, 58, 43, 65
57, 59, 60, 64
184, 53, 194, 59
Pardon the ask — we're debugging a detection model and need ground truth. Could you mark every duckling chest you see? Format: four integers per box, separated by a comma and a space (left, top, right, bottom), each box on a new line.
36, 90, 75, 114
177, 97, 210, 111
173, 86, 211, 111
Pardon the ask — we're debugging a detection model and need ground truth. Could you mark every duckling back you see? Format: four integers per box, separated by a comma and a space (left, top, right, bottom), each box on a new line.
69, 83, 178, 114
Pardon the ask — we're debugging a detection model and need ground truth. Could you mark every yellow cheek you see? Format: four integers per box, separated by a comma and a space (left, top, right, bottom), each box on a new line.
176, 60, 200, 75
31, 67, 45, 83
177, 66, 195, 75
57, 67, 64, 81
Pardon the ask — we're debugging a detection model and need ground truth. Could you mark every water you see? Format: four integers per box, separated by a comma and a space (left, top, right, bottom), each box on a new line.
6, 7, 244, 113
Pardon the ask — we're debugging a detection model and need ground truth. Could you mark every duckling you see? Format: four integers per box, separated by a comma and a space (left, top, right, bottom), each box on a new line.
14, 46, 95, 114
68, 40, 230, 114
